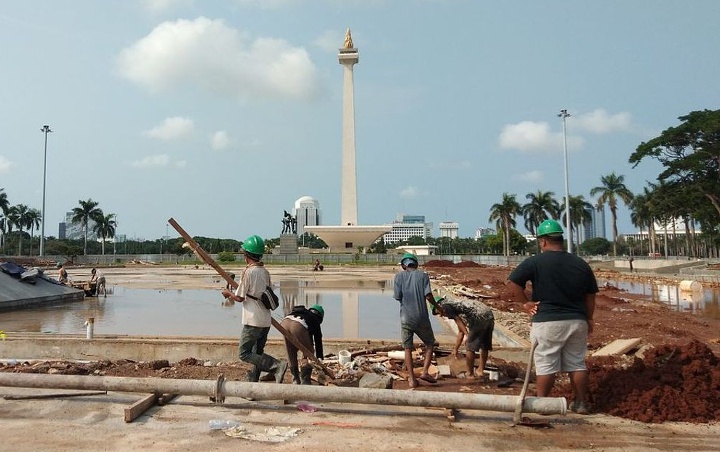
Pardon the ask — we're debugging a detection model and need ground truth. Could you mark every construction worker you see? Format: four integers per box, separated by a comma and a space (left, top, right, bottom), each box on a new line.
221, 235, 287, 384
507, 219, 598, 414
394, 252, 442, 389
433, 296, 494, 379
280, 304, 325, 384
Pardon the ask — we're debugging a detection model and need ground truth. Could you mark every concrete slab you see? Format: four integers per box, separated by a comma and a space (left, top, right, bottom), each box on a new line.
0, 264, 85, 310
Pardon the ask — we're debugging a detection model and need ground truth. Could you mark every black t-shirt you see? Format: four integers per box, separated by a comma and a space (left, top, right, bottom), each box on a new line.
508, 251, 598, 322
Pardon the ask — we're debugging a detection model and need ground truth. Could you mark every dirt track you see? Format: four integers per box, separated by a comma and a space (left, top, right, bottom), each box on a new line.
1, 262, 720, 451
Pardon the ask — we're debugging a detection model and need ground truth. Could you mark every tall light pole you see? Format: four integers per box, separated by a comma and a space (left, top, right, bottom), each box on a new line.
558, 110, 572, 253
39, 125, 52, 257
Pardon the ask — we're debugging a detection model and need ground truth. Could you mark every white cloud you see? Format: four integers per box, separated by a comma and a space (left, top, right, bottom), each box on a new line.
399, 186, 419, 199
573, 109, 633, 134
118, 17, 320, 101
144, 117, 194, 140
139, 0, 192, 13
512, 170, 543, 183
210, 131, 230, 150
0, 156, 14, 173
233, 0, 300, 8
132, 154, 170, 168
498, 120, 584, 153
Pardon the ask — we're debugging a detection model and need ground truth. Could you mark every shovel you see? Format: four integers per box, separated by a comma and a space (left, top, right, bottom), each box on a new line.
512, 339, 537, 425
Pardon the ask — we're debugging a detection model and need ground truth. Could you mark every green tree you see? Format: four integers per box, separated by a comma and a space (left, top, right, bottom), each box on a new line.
590, 173, 634, 256
629, 109, 720, 226
8, 204, 30, 256
26, 208, 41, 256
579, 237, 612, 255
71, 199, 102, 255
489, 193, 521, 257
521, 190, 559, 252
92, 213, 117, 256
561, 195, 592, 250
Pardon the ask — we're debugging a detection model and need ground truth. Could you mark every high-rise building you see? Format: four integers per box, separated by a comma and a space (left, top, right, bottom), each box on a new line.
475, 227, 496, 239
439, 221, 459, 239
382, 214, 432, 244
294, 196, 321, 236
60, 212, 97, 241
582, 205, 606, 242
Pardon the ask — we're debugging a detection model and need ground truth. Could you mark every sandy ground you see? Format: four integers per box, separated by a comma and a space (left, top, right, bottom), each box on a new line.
1, 263, 720, 451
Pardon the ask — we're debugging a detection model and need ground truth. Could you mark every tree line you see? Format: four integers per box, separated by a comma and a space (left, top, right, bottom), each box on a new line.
2, 109, 719, 260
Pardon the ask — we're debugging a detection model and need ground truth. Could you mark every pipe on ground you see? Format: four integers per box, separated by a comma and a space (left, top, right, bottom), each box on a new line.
0, 373, 566, 415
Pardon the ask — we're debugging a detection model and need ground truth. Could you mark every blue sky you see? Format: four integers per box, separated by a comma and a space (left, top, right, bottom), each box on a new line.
1, 0, 719, 242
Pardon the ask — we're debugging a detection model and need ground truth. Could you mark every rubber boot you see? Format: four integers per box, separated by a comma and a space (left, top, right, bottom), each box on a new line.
300, 364, 313, 385
246, 367, 260, 383
290, 366, 301, 385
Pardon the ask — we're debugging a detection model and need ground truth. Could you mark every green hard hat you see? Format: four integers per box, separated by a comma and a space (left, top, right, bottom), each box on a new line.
434, 296, 445, 304
537, 219, 564, 237
310, 304, 324, 319
399, 252, 418, 264
241, 235, 265, 256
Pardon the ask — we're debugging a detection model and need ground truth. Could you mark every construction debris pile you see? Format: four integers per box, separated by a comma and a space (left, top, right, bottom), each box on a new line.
558, 340, 720, 423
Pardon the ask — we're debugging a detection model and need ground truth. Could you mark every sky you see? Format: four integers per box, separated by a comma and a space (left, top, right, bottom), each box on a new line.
1, 0, 719, 243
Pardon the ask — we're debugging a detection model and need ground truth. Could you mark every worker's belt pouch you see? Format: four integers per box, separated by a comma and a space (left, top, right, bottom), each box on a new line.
247, 286, 280, 310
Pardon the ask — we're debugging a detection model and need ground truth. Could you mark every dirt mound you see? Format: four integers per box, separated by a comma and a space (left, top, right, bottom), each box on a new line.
559, 341, 720, 423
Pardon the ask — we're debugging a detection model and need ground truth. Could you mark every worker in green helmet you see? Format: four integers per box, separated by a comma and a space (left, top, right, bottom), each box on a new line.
394, 252, 442, 389
222, 235, 288, 384
280, 304, 325, 384
507, 219, 598, 414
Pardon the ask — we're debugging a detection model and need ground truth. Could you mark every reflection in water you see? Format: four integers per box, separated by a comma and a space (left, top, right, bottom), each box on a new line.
597, 278, 720, 320
1, 279, 446, 339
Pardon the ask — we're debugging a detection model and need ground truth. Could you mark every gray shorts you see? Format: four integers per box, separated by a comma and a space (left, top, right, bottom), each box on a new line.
466, 320, 494, 353
401, 321, 436, 349
530, 320, 588, 375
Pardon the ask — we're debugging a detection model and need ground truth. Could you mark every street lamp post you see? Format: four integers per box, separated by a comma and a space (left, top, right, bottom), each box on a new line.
558, 110, 572, 253
39, 125, 52, 257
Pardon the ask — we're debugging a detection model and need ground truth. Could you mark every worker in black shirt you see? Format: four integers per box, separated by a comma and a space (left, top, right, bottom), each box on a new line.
280, 304, 325, 384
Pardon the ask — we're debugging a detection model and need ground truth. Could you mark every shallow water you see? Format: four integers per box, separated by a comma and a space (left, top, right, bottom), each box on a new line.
0, 279, 448, 340
596, 278, 720, 320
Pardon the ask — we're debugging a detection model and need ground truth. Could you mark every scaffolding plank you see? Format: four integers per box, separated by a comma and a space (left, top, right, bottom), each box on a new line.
592, 338, 642, 357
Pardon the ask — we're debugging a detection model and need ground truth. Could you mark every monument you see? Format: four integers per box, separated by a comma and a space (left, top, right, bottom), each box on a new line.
304, 29, 391, 252
279, 210, 299, 254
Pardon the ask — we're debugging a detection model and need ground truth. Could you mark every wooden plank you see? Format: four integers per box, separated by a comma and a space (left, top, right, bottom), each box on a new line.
168, 218, 336, 380
592, 338, 642, 357
157, 393, 178, 406
124, 393, 159, 423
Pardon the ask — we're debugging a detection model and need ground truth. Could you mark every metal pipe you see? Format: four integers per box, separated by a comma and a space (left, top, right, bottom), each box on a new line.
0, 373, 566, 415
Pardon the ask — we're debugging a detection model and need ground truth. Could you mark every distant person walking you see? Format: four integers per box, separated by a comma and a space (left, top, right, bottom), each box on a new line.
221, 235, 287, 384
280, 304, 325, 384
394, 253, 441, 389
507, 219, 598, 414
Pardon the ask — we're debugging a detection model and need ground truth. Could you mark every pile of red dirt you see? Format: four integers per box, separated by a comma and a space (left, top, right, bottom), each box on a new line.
559, 341, 720, 423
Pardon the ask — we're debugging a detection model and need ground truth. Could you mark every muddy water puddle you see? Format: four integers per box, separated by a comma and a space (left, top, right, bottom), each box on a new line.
1, 279, 448, 340
597, 278, 720, 320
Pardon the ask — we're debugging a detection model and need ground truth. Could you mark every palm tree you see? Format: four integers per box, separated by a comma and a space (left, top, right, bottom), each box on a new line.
489, 193, 521, 257
93, 213, 117, 255
26, 208, 41, 256
0, 188, 9, 252
630, 192, 651, 256
71, 199, 102, 255
8, 204, 29, 256
521, 190, 559, 252
561, 195, 593, 249
590, 173, 634, 256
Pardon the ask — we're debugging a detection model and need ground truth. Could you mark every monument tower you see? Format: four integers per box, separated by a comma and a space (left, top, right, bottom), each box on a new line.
305, 29, 391, 251
339, 28, 359, 226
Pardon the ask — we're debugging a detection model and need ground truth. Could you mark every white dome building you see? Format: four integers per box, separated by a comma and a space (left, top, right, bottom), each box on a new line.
294, 196, 321, 236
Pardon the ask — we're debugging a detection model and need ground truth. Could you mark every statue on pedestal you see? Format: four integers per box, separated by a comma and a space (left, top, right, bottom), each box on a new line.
282, 210, 292, 234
